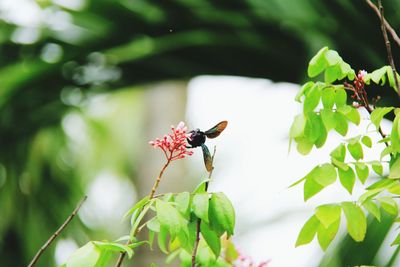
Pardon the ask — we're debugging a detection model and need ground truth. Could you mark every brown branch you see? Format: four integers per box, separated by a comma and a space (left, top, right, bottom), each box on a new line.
377, 0, 400, 96
192, 146, 217, 267
115, 159, 172, 267
365, 0, 400, 47
28, 196, 87, 267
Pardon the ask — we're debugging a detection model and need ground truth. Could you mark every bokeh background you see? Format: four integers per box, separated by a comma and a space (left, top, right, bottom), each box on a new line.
1, 0, 400, 266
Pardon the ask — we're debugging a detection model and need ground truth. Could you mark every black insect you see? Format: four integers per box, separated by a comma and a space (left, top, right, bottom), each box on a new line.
187, 121, 228, 172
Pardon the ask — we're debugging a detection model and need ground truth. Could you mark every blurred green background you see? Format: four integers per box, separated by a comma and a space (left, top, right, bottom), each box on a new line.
1, 0, 400, 266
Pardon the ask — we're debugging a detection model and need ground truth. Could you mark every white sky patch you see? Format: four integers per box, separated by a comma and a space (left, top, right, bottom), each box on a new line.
186, 75, 390, 267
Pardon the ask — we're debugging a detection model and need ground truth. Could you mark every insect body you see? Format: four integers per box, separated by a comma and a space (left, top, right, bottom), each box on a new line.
187, 121, 228, 172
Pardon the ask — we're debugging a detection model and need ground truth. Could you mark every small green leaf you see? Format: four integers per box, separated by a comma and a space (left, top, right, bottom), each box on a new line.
308, 47, 329, 77
334, 112, 348, 136
370, 107, 394, 130
296, 137, 314, 155
325, 64, 343, 83
366, 179, 396, 190
358, 188, 384, 204
338, 167, 356, 194
362, 199, 381, 221
392, 233, 400, 246
66, 242, 102, 267
381, 146, 393, 160
156, 199, 185, 238
342, 202, 367, 242
330, 143, 346, 162
175, 192, 191, 215
296, 81, 314, 102
334, 88, 347, 108
304, 85, 321, 113
290, 114, 306, 138
338, 106, 360, 125
93, 242, 134, 259
295, 215, 320, 247
348, 142, 363, 160
200, 222, 221, 258
124, 196, 150, 218
378, 197, 398, 216
157, 226, 169, 253
365, 66, 387, 85
361, 136, 372, 148
371, 161, 383, 176
192, 193, 210, 223
321, 87, 335, 109
320, 109, 337, 131
389, 157, 400, 179
304, 176, 324, 201
331, 157, 349, 171
209, 193, 235, 237
355, 163, 369, 184
317, 218, 340, 251
315, 204, 341, 228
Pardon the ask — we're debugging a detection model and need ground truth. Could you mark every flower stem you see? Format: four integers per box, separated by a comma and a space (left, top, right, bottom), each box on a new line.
115, 158, 172, 267
191, 146, 216, 267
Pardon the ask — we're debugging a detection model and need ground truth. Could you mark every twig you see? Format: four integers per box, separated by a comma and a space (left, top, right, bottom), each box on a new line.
27, 196, 87, 267
192, 146, 217, 267
365, 0, 400, 47
377, 0, 400, 96
115, 159, 172, 267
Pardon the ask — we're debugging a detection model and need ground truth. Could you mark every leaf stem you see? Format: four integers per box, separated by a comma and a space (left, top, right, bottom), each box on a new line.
191, 146, 216, 267
27, 196, 87, 267
115, 158, 172, 267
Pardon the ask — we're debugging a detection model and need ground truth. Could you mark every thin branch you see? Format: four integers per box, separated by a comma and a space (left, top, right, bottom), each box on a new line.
28, 196, 87, 267
377, 0, 400, 96
192, 146, 217, 267
115, 159, 172, 267
365, 0, 400, 47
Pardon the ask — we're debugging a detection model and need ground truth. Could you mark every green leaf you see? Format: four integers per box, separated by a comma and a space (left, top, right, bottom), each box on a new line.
342, 202, 367, 242
355, 163, 369, 184
147, 217, 160, 232
131, 201, 153, 239
320, 109, 337, 131
358, 188, 384, 204
193, 179, 211, 194
93, 242, 133, 259
389, 157, 400, 179
304, 85, 321, 113
361, 136, 372, 148
348, 142, 363, 160
304, 176, 324, 201
334, 88, 347, 108
295, 215, 319, 247
381, 146, 393, 160
209, 193, 235, 237
124, 196, 150, 218
175, 192, 191, 216
362, 199, 381, 221
308, 47, 329, 77
157, 226, 169, 253
192, 193, 210, 223
370, 107, 394, 130
156, 199, 185, 238
371, 161, 383, 176
338, 167, 356, 194
325, 64, 343, 83
296, 81, 314, 102
330, 143, 346, 162
392, 233, 400, 246
296, 137, 314, 155
325, 50, 342, 66
388, 183, 400, 195
66, 242, 102, 267
200, 222, 221, 258
378, 197, 398, 215
331, 157, 349, 171
315, 204, 341, 228
321, 87, 335, 109
365, 66, 387, 85
317, 218, 340, 251
334, 112, 348, 136
366, 178, 396, 190
338, 106, 360, 125
290, 114, 306, 138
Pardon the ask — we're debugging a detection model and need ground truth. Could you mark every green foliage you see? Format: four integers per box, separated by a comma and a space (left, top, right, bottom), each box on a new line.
291, 47, 400, 252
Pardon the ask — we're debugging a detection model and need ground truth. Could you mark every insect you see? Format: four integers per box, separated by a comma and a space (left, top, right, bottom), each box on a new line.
187, 121, 228, 172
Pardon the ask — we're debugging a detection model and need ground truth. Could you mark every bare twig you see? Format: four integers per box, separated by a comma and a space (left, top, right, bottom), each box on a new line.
115, 159, 172, 267
28, 196, 87, 267
192, 146, 217, 267
377, 0, 400, 96
365, 0, 400, 47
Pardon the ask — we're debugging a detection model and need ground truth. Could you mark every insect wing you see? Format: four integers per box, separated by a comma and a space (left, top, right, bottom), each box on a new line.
204, 121, 228, 139
201, 144, 213, 172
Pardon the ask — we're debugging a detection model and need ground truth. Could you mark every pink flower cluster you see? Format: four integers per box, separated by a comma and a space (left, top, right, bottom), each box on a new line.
149, 121, 194, 161
234, 252, 271, 267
